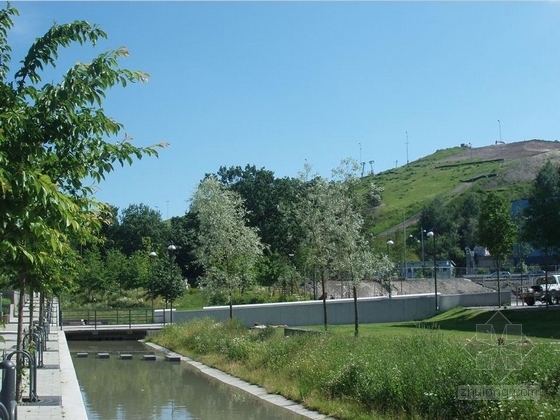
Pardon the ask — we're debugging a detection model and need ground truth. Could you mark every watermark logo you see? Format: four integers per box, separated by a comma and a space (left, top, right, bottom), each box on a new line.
457, 384, 539, 401
460, 310, 538, 400
462, 311, 533, 382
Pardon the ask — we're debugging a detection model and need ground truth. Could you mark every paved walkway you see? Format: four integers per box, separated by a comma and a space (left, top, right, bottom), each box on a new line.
0, 298, 88, 420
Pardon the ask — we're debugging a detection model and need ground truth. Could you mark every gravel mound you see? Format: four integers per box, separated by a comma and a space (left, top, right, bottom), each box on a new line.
313, 278, 493, 299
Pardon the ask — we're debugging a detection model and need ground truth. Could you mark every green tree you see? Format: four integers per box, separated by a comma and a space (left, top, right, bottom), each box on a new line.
0, 5, 163, 398
150, 251, 184, 316
522, 161, 560, 305
190, 177, 264, 319
523, 161, 560, 268
477, 191, 517, 306
330, 159, 395, 337
112, 204, 170, 257
215, 164, 303, 257
169, 212, 202, 284
455, 190, 482, 253
76, 247, 108, 301
418, 196, 462, 263
292, 164, 339, 330
331, 159, 370, 336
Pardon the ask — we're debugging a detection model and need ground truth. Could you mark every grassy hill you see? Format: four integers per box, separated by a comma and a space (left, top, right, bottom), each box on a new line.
364, 139, 560, 243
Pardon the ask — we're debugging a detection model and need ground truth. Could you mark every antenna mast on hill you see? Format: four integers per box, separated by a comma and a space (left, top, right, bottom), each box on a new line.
359, 142, 362, 163
498, 120, 502, 142
359, 142, 365, 178
406, 131, 409, 164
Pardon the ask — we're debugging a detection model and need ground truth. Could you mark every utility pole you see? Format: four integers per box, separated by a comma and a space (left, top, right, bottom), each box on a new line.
406, 131, 409, 164
498, 120, 502, 143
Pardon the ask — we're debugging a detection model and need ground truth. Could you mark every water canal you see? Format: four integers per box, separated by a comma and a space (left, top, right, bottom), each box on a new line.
68, 340, 308, 420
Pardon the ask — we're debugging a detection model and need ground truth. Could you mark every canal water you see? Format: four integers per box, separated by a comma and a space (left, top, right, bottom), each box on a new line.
68, 340, 308, 420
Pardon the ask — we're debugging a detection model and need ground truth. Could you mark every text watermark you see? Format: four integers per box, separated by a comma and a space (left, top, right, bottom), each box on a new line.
457, 385, 540, 401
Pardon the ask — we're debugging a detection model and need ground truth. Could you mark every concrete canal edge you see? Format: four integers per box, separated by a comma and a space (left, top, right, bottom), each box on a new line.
143, 341, 335, 420
59, 330, 89, 419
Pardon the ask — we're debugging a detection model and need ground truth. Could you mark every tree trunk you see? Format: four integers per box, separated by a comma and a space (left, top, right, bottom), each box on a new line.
353, 284, 359, 337
229, 289, 233, 320
39, 292, 45, 328
16, 271, 26, 402
321, 272, 328, 331
495, 260, 502, 307
28, 281, 34, 331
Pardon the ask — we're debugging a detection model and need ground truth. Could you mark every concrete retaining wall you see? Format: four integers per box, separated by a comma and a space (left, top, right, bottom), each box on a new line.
172, 291, 511, 327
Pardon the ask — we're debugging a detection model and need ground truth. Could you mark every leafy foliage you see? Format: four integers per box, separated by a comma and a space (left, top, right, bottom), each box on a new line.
0, 4, 164, 276
108, 204, 170, 257
477, 191, 517, 305
190, 177, 264, 317
522, 160, 560, 264
0, 4, 164, 399
214, 164, 303, 256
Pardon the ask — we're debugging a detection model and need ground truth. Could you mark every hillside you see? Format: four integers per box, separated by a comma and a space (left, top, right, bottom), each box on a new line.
366, 139, 560, 239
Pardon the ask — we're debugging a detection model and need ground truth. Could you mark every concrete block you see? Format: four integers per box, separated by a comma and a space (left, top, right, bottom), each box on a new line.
165, 353, 180, 362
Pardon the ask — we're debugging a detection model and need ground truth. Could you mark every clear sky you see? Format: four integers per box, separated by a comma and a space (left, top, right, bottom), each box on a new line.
8, 1, 560, 218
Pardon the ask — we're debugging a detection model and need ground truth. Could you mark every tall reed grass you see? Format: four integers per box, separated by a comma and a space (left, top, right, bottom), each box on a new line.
150, 319, 560, 420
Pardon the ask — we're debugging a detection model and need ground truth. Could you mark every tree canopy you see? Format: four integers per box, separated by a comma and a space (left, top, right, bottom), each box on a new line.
0, 4, 165, 399
522, 160, 560, 264
477, 191, 516, 306
190, 177, 264, 318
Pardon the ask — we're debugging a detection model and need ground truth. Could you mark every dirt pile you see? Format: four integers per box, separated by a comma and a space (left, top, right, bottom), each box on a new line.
313, 278, 493, 299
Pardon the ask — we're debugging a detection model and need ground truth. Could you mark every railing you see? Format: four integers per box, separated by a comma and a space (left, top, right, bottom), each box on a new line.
61, 308, 153, 328
0, 359, 16, 420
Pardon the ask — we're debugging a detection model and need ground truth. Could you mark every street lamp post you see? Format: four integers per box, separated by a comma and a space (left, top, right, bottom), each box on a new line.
167, 244, 177, 324
426, 231, 438, 311
288, 253, 295, 295
386, 240, 394, 298
149, 251, 157, 323
420, 228, 426, 278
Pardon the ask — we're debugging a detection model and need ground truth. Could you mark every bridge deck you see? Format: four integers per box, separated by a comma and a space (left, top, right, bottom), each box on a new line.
62, 323, 164, 340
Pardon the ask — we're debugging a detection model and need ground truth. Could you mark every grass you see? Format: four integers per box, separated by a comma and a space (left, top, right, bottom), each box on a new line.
149, 307, 560, 420
306, 307, 560, 343
173, 288, 206, 310
357, 145, 538, 251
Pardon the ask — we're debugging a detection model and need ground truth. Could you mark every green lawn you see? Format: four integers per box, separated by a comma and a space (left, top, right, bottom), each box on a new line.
306, 306, 560, 343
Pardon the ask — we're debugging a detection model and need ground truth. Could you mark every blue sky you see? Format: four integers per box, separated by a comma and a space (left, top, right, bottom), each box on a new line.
8, 2, 560, 218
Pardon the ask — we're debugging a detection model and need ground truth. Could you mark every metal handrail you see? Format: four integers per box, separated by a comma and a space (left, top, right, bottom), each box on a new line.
61, 308, 153, 329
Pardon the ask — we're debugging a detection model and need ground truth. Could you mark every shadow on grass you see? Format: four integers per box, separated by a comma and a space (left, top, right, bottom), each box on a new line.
394, 306, 560, 341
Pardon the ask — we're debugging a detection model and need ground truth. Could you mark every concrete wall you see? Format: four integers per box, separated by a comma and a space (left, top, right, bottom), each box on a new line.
171, 291, 511, 327
439, 291, 510, 311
